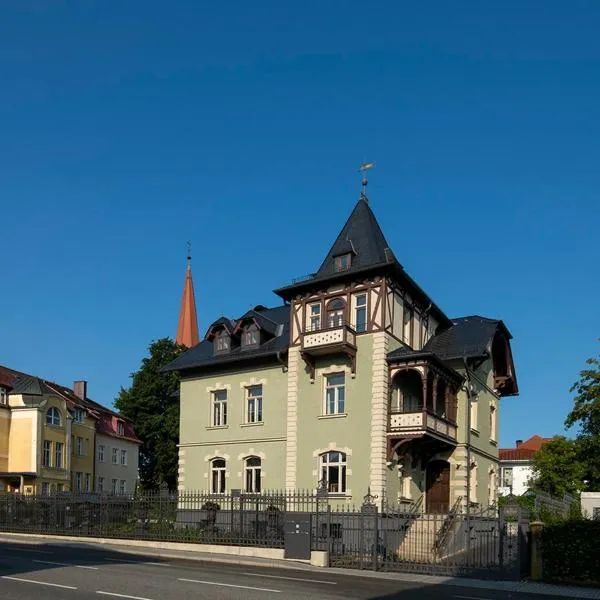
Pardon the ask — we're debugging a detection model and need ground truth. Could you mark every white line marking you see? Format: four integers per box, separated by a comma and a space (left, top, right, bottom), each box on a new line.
3, 547, 53, 554
142, 562, 170, 567
242, 572, 337, 585
33, 559, 99, 570
2, 575, 78, 590
454, 596, 494, 600
97, 592, 155, 600
178, 577, 281, 593
103, 558, 168, 567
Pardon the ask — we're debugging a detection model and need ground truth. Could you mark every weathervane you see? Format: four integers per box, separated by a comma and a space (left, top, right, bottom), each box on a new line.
186, 240, 192, 270
359, 161, 375, 200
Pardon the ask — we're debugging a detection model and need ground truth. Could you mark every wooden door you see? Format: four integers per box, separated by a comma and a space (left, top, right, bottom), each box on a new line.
426, 460, 450, 513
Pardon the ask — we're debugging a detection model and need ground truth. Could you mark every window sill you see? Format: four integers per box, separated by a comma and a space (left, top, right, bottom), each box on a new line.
490, 439, 497, 446
206, 425, 229, 430
470, 428, 480, 436
240, 422, 264, 428
324, 493, 351, 499
318, 413, 348, 420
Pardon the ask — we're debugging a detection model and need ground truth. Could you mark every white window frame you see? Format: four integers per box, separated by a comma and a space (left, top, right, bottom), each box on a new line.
117, 421, 125, 436
470, 396, 479, 431
320, 451, 347, 494
111, 478, 118, 494
46, 407, 61, 427
85, 473, 91, 492
119, 480, 127, 495
354, 293, 367, 333
77, 437, 84, 456
112, 448, 119, 465
97, 477, 104, 492
402, 305, 412, 344
502, 467, 513, 488
308, 303, 321, 331
470, 462, 478, 504
55, 441, 64, 469
212, 390, 228, 427
244, 456, 262, 493
246, 385, 263, 424
210, 458, 226, 494
97, 444, 105, 462
75, 472, 82, 492
43, 440, 52, 467
0, 387, 7, 405
73, 409, 85, 424
490, 402, 497, 441
325, 373, 346, 415
215, 331, 230, 352
120, 450, 128, 466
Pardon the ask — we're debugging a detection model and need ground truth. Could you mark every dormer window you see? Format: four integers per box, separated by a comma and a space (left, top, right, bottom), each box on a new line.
215, 330, 230, 354
334, 253, 352, 272
117, 420, 125, 436
242, 324, 259, 349
0, 387, 6, 406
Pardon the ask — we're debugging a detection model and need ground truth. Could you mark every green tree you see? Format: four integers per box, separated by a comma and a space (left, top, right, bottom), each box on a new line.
565, 345, 600, 491
532, 436, 585, 497
115, 338, 184, 490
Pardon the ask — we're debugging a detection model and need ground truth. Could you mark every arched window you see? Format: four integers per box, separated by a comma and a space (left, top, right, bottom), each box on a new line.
244, 456, 262, 493
326, 298, 346, 328
320, 451, 347, 493
390, 370, 423, 413
210, 458, 226, 494
46, 407, 61, 427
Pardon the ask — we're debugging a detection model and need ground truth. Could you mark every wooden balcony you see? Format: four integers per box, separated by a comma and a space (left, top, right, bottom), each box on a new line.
388, 409, 457, 444
300, 322, 357, 378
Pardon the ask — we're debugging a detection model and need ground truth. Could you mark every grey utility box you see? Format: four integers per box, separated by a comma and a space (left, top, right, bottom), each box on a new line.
283, 512, 312, 559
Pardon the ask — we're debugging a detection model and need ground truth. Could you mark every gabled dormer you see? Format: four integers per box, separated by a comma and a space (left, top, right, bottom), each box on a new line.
205, 317, 236, 356
234, 308, 280, 351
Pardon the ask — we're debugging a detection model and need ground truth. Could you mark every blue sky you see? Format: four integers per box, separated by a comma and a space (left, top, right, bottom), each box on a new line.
1, 1, 599, 446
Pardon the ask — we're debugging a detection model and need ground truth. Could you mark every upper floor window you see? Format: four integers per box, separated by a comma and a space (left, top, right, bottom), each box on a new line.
325, 373, 345, 415
502, 467, 513, 488
327, 298, 345, 328
121, 450, 128, 466
402, 305, 412, 344
334, 253, 351, 272
119, 480, 126, 495
355, 294, 367, 332
97, 445, 105, 462
73, 409, 86, 424
244, 456, 262, 493
43, 440, 52, 467
97, 477, 104, 492
308, 303, 321, 331
470, 396, 479, 431
320, 451, 347, 493
242, 324, 259, 348
215, 330, 230, 353
112, 448, 119, 465
246, 385, 263, 424
117, 421, 125, 436
490, 403, 497, 441
212, 390, 228, 427
46, 407, 62, 427
77, 436, 84, 456
75, 472, 82, 492
0, 387, 7, 405
211, 458, 226, 494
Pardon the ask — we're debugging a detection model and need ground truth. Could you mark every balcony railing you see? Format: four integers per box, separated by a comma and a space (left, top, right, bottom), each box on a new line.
388, 409, 457, 442
301, 322, 356, 352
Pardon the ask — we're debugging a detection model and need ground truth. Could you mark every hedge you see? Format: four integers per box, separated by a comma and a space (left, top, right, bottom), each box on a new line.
542, 520, 600, 586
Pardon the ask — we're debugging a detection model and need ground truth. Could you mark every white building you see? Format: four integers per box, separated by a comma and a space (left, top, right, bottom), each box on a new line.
94, 412, 140, 494
498, 435, 551, 497
581, 492, 600, 520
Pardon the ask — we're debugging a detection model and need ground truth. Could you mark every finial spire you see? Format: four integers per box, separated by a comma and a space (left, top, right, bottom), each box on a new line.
176, 244, 199, 348
359, 162, 375, 201
186, 240, 192, 271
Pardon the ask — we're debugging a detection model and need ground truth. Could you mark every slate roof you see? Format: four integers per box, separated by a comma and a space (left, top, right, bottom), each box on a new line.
422, 315, 512, 361
273, 198, 450, 327
164, 305, 289, 372
205, 316, 235, 336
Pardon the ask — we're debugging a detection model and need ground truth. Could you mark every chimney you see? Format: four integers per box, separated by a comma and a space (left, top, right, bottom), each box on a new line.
73, 380, 87, 401
516, 440, 523, 448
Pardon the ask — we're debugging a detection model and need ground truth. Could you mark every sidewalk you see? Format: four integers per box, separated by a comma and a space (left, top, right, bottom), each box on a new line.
1, 533, 598, 599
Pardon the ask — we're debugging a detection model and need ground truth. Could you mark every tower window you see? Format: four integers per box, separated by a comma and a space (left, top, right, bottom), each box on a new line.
334, 253, 351, 272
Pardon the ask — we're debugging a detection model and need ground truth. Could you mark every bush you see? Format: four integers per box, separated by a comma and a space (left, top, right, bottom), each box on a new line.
542, 520, 600, 585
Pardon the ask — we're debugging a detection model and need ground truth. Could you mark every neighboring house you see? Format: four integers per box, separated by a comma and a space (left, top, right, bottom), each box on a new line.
0, 366, 140, 494
498, 435, 552, 496
581, 492, 600, 520
95, 411, 140, 495
0, 372, 13, 480
167, 193, 518, 512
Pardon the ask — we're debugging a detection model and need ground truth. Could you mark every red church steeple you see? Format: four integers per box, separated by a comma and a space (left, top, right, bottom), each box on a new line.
176, 247, 199, 348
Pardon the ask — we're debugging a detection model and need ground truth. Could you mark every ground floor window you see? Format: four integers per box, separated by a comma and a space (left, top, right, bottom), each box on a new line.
320, 451, 347, 493
244, 456, 261, 493
211, 458, 226, 494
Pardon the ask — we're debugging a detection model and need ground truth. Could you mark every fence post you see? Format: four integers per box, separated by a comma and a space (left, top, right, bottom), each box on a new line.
529, 521, 544, 582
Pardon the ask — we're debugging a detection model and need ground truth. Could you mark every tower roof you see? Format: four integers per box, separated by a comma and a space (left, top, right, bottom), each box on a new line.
176, 255, 199, 348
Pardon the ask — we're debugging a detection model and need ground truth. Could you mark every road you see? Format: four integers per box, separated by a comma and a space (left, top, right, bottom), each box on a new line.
0, 541, 563, 600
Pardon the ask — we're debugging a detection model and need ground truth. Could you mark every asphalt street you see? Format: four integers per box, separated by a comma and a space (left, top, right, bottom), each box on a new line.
0, 541, 575, 600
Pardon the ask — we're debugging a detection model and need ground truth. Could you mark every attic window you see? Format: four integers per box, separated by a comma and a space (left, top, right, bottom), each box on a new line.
117, 420, 125, 436
215, 330, 230, 354
242, 324, 259, 349
334, 253, 351, 272
0, 387, 6, 406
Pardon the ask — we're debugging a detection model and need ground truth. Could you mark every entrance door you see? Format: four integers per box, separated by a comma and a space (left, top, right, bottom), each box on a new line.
426, 460, 450, 513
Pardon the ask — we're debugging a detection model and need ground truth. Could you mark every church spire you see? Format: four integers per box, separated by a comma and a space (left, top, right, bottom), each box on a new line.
176, 243, 199, 348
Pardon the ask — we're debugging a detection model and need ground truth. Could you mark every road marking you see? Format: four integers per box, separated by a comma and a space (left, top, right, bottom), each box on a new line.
97, 592, 155, 600
2, 575, 78, 590
2, 547, 52, 554
104, 558, 169, 567
454, 596, 494, 600
178, 577, 281, 593
242, 572, 337, 585
33, 559, 99, 570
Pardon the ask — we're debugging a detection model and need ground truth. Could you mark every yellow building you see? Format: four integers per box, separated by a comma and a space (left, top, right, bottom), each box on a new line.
0, 368, 96, 495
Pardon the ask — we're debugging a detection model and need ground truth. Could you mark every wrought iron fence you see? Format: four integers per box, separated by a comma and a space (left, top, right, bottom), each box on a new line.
0, 489, 529, 579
